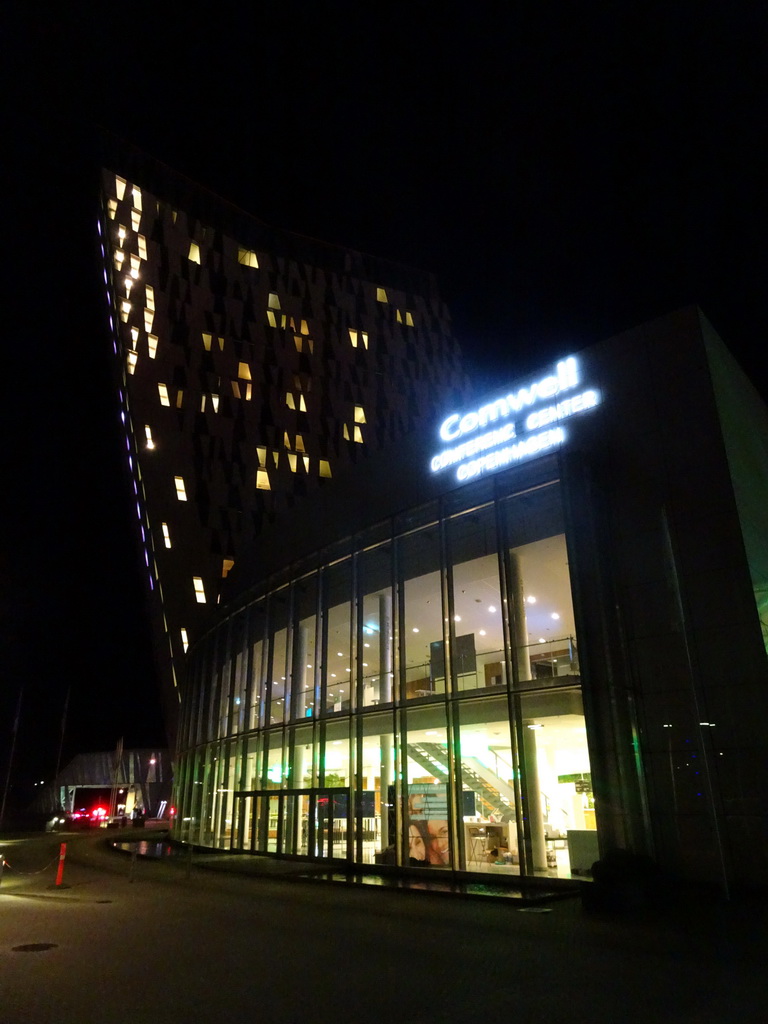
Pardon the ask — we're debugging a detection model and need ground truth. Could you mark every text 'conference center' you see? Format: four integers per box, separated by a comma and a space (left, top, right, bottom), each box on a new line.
100, 158, 768, 891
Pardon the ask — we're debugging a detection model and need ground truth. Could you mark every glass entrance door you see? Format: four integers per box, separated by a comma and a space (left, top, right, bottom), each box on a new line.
235, 789, 349, 858
314, 789, 349, 860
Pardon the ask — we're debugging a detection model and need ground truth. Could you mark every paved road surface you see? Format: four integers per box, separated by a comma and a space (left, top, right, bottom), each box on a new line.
0, 831, 765, 1023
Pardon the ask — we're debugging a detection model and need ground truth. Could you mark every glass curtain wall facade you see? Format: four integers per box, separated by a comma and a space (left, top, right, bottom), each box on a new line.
176, 471, 596, 879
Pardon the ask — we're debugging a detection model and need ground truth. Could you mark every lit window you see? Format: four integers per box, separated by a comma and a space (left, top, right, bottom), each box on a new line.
376, 287, 388, 303
222, 559, 234, 578
286, 393, 296, 410
176, 389, 184, 409
319, 460, 332, 478
120, 300, 131, 322
144, 425, 155, 449
144, 309, 154, 332
245, 382, 252, 400
130, 255, 140, 278
175, 476, 187, 501
300, 320, 309, 335
267, 310, 277, 328
302, 456, 310, 472
131, 209, 141, 232
283, 431, 292, 448
127, 350, 138, 374
268, 292, 281, 309
295, 434, 305, 453
115, 176, 127, 200
200, 395, 207, 413
132, 187, 142, 210
294, 335, 303, 353
405, 311, 414, 326
396, 309, 402, 324
162, 522, 171, 548
256, 468, 271, 490
188, 242, 201, 264
354, 425, 364, 443
237, 248, 259, 268
217, 336, 225, 351
202, 332, 212, 351
354, 405, 366, 424
180, 628, 189, 653
107, 198, 117, 219
124, 276, 133, 296
299, 395, 307, 412
256, 446, 267, 466
237, 362, 252, 380
147, 334, 158, 358
158, 383, 170, 406
231, 380, 241, 399
117, 225, 126, 244
130, 326, 139, 345
349, 329, 358, 348
211, 394, 219, 413
145, 284, 155, 310
193, 577, 206, 603
137, 235, 148, 260
343, 424, 350, 441
287, 453, 298, 472
361, 331, 368, 350
114, 250, 125, 269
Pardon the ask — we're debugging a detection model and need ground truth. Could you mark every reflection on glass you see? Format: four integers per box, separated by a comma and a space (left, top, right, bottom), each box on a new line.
291, 576, 317, 720
405, 704, 451, 866
359, 713, 396, 864
359, 543, 394, 708
457, 697, 519, 874
268, 588, 290, 725
448, 505, 505, 693
323, 561, 353, 714
399, 526, 444, 699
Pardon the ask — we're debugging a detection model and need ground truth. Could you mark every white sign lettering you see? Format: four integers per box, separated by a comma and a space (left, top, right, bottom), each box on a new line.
430, 356, 600, 483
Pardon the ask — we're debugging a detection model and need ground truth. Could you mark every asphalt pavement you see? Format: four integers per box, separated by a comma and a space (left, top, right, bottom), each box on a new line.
0, 829, 766, 1023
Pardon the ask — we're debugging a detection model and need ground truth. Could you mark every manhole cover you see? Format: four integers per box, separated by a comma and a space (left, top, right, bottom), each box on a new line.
12, 943, 58, 953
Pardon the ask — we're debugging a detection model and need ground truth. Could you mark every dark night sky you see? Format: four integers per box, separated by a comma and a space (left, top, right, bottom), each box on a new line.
4, 5, 767, 804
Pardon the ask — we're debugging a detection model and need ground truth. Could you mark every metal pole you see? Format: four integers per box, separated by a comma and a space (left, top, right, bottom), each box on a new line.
0, 685, 24, 829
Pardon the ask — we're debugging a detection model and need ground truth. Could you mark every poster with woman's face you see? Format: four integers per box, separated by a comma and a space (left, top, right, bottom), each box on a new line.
407, 785, 450, 865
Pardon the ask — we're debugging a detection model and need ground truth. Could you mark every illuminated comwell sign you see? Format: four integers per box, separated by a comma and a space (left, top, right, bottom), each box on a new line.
430, 356, 600, 483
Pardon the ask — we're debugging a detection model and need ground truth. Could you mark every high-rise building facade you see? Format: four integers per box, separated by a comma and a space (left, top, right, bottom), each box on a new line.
97, 150, 468, 738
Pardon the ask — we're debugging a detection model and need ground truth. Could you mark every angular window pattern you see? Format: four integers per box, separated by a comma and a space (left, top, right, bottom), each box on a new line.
100, 164, 466, 780
238, 248, 259, 268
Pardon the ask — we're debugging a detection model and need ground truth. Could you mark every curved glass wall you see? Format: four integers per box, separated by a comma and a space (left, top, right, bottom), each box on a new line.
175, 474, 598, 879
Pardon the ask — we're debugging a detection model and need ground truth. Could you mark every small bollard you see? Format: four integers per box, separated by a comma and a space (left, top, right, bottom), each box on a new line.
129, 849, 137, 883
55, 842, 67, 888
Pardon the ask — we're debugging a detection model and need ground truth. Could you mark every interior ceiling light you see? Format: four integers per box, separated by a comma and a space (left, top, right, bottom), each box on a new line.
479, 629, 487, 636
538, 638, 546, 643
488, 605, 496, 613
454, 615, 461, 622
551, 612, 560, 620
413, 627, 420, 633
527, 596, 537, 604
